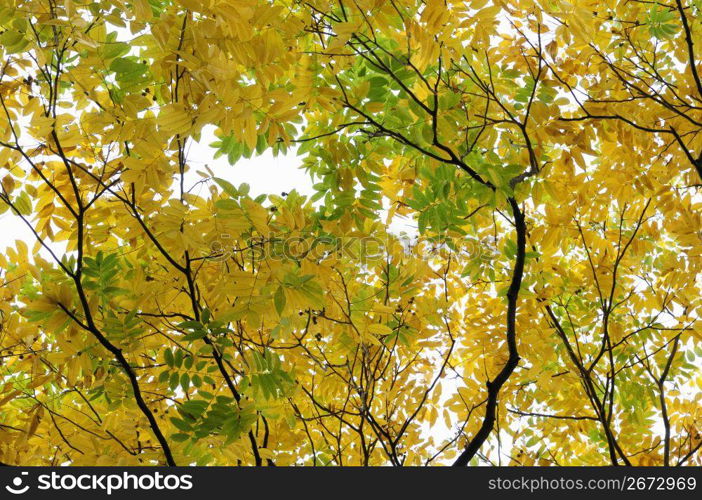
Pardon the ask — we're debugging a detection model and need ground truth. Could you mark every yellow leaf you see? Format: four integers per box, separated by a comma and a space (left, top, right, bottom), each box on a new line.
157, 104, 192, 135
367, 323, 393, 336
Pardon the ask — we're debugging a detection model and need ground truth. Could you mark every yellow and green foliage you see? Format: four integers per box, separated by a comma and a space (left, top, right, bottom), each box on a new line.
0, 0, 700, 466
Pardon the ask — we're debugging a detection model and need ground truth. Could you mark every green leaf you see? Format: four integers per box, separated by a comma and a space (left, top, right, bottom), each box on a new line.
169, 372, 180, 390
274, 286, 286, 316
170, 417, 192, 432
184, 356, 194, 370
109, 57, 148, 83
182, 330, 207, 341
164, 348, 174, 368
213, 177, 239, 198
101, 41, 130, 60
13, 191, 32, 216
0, 30, 29, 53
180, 373, 190, 390
215, 199, 240, 211
174, 349, 184, 368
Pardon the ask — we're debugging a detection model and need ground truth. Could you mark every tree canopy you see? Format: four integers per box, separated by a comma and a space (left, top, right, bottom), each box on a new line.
0, 0, 700, 466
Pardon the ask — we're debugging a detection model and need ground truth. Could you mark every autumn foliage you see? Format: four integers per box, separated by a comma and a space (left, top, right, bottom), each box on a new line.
0, 0, 701, 466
